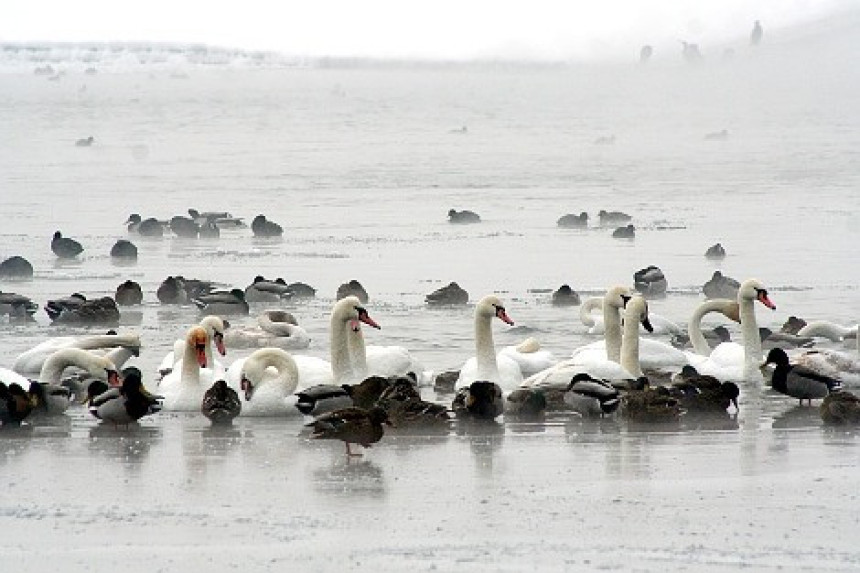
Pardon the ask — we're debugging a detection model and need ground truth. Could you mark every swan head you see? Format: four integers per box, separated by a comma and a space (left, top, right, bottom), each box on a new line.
476, 295, 514, 325
739, 279, 776, 310
334, 295, 381, 332
605, 286, 633, 310
187, 326, 209, 367
200, 315, 227, 355
625, 295, 654, 332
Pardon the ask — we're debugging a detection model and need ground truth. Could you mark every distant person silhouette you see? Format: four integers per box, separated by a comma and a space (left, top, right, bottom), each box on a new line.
639, 45, 653, 64
750, 21, 763, 46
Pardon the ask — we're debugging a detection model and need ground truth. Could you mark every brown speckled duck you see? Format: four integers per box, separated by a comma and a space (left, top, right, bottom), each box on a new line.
306, 406, 392, 457
201, 379, 241, 424
820, 391, 860, 425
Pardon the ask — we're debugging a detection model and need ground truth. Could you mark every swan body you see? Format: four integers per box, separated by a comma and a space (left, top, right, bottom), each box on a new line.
13, 333, 141, 377
797, 321, 858, 342
498, 337, 557, 377
223, 310, 310, 350
158, 316, 227, 380
160, 326, 216, 411
788, 325, 860, 386
227, 348, 300, 416
35, 348, 120, 413
456, 295, 523, 392
579, 296, 681, 335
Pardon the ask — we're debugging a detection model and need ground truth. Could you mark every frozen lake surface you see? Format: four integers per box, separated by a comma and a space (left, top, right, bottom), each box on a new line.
1, 18, 860, 571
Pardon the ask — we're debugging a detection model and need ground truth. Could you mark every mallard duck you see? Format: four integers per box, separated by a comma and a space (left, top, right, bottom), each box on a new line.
306, 406, 392, 456
115, 280, 143, 306
125, 214, 166, 237
244, 276, 293, 303
169, 215, 199, 238
251, 214, 283, 237
425, 282, 469, 306
505, 387, 547, 419
563, 373, 620, 418
28, 381, 72, 416
634, 265, 667, 297
764, 348, 842, 405
295, 384, 353, 416
447, 209, 481, 224
0, 382, 36, 427
820, 391, 860, 425
452, 381, 504, 420
0, 291, 38, 319
192, 289, 249, 316
702, 271, 740, 300
434, 370, 459, 393
46, 295, 120, 326
556, 212, 588, 229
201, 379, 241, 424
198, 221, 220, 239
0, 255, 34, 279
621, 381, 683, 423
348, 376, 392, 410
110, 239, 138, 259
51, 231, 84, 259
336, 279, 369, 303
87, 367, 161, 427
668, 369, 739, 413
612, 224, 635, 239
376, 377, 450, 425
598, 210, 631, 226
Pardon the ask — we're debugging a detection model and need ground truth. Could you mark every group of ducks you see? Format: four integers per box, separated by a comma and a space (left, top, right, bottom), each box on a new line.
3, 279, 859, 456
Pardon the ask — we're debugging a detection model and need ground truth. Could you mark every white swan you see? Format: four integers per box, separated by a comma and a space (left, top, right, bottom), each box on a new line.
797, 321, 858, 342
36, 348, 120, 414
456, 295, 523, 392
160, 326, 217, 411
687, 299, 741, 356
348, 323, 429, 386
157, 316, 227, 380
523, 294, 652, 389
13, 333, 140, 377
225, 347, 300, 416
223, 310, 311, 350
687, 278, 776, 382
790, 322, 860, 385
498, 337, 557, 378
579, 295, 682, 336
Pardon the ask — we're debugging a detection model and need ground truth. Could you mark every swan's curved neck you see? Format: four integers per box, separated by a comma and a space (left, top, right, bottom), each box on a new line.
603, 300, 623, 363
40, 348, 100, 384
75, 334, 140, 351
475, 313, 499, 380
579, 297, 603, 328
330, 311, 356, 384
619, 310, 643, 378
347, 327, 368, 383
688, 299, 739, 356
103, 346, 136, 370
739, 296, 763, 379
181, 339, 202, 386
258, 314, 293, 336
246, 350, 299, 395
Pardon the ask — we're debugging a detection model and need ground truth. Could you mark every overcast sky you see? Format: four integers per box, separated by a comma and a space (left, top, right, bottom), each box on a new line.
2, 1, 854, 60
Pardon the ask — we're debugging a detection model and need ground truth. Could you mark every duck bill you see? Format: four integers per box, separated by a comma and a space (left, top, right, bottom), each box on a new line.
731, 397, 739, 411
196, 344, 208, 368
757, 291, 776, 310
360, 314, 381, 330
496, 308, 515, 326
213, 332, 226, 356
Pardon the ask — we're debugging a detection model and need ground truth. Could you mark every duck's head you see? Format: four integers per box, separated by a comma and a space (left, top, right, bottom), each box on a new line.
739, 279, 776, 310
476, 295, 514, 326
188, 326, 209, 367
722, 382, 740, 411
763, 347, 789, 368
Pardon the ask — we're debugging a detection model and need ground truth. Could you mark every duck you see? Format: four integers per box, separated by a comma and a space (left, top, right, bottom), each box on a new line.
781, 316, 808, 335
51, 231, 84, 258
201, 380, 241, 424
33, 347, 120, 411
251, 214, 283, 237
598, 210, 632, 226
110, 239, 138, 260
504, 387, 547, 419
702, 271, 740, 299
125, 214, 165, 237
0, 382, 36, 427
551, 284, 580, 307
75, 136, 94, 147
634, 265, 667, 298
704, 129, 729, 141
306, 406, 392, 457
557, 212, 589, 229
87, 367, 161, 426
295, 384, 353, 416
621, 380, 684, 423
198, 221, 220, 239
563, 373, 621, 418
705, 243, 727, 260
452, 381, 504, 419
169, 215, 199, 238
27, 381, 72, 416
223, 310, 310, 350
13, 332, 141, 377
820, 391, 860, 425
227, 347, 300, 416
188, 209, 245, 228
336, 279, 369, 303
668, 368, 739, 413
160, 326, 218, 411
425, 282, 469, 306
115, 280, 143, 306
455, 295, 523, 392
612, 225, 635, 239
0, 292, 38, 319
0, 256, 34, 279
448, 209, 481, 224
156, 275, 215, 304
45, 295, 120, 326
764, 347, 842, 405
244, 276, 293, 303
192, 289, 249, 316
375, 377, 450, 425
